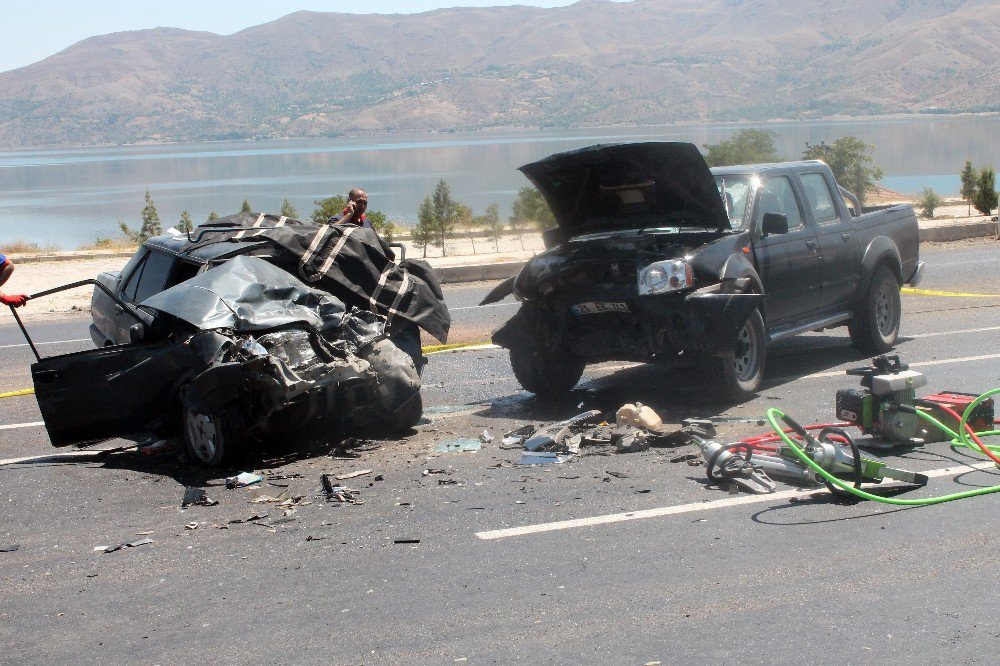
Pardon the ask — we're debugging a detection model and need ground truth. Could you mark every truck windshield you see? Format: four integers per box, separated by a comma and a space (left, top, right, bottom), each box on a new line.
714, 175, 752, 229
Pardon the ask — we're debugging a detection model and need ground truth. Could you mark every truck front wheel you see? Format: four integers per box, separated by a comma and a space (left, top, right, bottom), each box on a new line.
710, 308, 765, 402
510, 346, 585, 398
849, 266, 900, 354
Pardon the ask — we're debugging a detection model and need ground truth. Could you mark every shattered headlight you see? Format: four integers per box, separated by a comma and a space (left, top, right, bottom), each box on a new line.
638, 260, 693, 295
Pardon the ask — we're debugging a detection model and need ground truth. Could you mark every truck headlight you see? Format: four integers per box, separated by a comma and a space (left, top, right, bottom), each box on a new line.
638, 260, 693, 295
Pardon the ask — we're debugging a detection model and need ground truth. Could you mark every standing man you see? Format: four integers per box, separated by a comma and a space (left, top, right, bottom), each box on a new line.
0, 253, 27, 307
328, 188, 372, 229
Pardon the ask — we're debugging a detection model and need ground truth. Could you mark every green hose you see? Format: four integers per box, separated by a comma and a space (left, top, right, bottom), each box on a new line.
765, 405, 1000, 505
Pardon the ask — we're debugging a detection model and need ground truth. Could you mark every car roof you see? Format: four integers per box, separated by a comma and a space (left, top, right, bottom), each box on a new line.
710, 159, 828, 176
144, 231, 270, 264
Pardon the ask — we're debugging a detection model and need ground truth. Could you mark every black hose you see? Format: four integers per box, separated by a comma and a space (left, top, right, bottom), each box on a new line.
817, 426, 863, 498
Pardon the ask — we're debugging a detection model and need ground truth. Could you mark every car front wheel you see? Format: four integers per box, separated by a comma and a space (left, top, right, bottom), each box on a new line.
849, 265, 900, 354
509, 345, 585, 398
710, 308, 765, 402
181, 402, 246, 467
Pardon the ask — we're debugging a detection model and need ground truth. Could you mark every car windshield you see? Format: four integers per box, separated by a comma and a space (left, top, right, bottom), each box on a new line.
714, 175, 752, 229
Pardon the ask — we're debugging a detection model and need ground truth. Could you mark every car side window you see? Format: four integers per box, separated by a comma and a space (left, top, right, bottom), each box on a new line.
754, 176, 804, 232
119, 249, 149, 302
800, 173, 840, 225
132, 250, 176, 304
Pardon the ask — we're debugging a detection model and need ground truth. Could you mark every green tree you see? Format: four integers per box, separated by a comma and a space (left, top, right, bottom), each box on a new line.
917, 187, 943, 219
703, 128, 780, 167
178, 210, 194, 233
510, 187, 555, 232
367, 209, 396, 243
206, 211, 219, 222
478, 203, 504, 251
960, 160, 978, 217
802, 136, 884, 207
973, 167, 998, 216
119, 189, 163, 244
430, 179, 459, 256
454, 203, 477, 254
311, 195, 348, 225
280, 198, 299, 218
240, 198, 252, 213
412, 196, 437, 258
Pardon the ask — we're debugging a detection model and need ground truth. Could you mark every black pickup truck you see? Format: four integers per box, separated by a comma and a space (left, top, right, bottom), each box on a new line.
485, 142, 923, 401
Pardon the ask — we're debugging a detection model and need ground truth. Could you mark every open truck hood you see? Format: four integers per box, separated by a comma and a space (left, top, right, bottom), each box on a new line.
519, 142, 729, 235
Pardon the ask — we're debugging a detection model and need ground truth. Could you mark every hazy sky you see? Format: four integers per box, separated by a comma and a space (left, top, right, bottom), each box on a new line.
1, 0, 596, 73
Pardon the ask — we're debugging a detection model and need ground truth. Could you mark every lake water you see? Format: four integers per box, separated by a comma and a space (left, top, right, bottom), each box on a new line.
0, 115, 997, 249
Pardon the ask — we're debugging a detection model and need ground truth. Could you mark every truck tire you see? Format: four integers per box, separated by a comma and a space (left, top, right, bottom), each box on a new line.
510, 345, 585, 398
181, 402, 246, 467
710, 308, 765, 402
849, 266, 900, 354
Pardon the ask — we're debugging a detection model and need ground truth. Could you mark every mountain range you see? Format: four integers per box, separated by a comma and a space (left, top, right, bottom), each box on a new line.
0, 0, 997, 147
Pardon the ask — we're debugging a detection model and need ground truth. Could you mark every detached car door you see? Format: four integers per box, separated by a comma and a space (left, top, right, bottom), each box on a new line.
32, 341, 199, 447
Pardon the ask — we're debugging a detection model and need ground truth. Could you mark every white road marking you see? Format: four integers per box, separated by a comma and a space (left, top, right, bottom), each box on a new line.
909, 325, 1000, 339
0, 338, 89, 350
475, 461, 998, 540
0, 421, 44, 430
796, 353, 1000, 380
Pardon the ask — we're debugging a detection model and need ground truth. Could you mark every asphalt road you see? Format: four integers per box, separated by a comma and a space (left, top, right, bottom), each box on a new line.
2, 239, 1000, 664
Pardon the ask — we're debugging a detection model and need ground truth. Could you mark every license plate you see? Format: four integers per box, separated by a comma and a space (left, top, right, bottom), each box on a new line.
571, 301, 630, 315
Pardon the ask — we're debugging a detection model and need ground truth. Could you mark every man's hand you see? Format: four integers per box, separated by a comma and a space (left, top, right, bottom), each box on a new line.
0, 293, 27, 307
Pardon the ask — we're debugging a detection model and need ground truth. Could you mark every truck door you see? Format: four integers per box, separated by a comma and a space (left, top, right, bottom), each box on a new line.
752, 175, 823, 323
800, 172, 862, 308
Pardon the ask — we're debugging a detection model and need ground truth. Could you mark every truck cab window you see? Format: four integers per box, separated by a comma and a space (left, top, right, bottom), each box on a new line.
714, 175, 751, 229
801, 172, 840, 225
755, 176, 804, 232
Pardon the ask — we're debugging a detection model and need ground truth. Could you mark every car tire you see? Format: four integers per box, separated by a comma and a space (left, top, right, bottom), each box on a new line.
710, 308, 765, 402
509, 345, 585, 398
181, 403, 246, 467
849, 266, 900, 354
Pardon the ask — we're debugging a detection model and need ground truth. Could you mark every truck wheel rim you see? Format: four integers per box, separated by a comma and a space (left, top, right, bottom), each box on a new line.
875, 286, 894, 335
733, 321, 758, 381
184, 411, 217, 462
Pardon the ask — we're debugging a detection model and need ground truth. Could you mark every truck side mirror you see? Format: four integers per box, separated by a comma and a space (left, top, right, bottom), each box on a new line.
128, 323, 146, 344
761, 212, 789, 236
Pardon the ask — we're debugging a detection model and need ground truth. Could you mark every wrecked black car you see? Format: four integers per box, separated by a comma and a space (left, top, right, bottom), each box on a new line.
24, 214, 451, 465
485, 142, 920, 401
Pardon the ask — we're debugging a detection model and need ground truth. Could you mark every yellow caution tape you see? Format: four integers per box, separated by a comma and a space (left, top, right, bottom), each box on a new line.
902, 287, 1000, 298
0, 388, 34, 399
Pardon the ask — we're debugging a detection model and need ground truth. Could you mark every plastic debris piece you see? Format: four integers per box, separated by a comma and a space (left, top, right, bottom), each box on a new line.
334, 469, 373, 480
229, 512, 268, 524
480, 429, 493, 444
0, 544, 20, 553
182, 486, 219, 507
185, 522, 198, 530
101, 538, 153, 553
613, 425, 650, 453
435, 438, 482, 453
501, 425, 536, 449
394, 538, 421, 544
519, 451, 573, 465
616, 403, 663, 432
226, 472, 263, 488
321, 474, 362, 503
422, 468, 447, 476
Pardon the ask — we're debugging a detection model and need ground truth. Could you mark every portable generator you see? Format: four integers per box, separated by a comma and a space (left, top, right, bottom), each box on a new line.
835, 355, 927, 444
916, 392, 996, 443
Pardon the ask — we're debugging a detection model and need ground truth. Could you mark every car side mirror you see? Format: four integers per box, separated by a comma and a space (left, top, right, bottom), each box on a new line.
761, 212, 789, 236
128, 323, 146, 344
542, 226, 567, 248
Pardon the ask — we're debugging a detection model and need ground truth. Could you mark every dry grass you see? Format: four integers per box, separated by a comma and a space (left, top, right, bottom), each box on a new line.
76, 237, 137, 252
4, 238, 61, 254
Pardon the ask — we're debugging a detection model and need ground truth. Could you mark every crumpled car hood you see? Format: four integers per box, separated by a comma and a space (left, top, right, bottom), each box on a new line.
519, 142, 729, 234
142, 256, 346, 333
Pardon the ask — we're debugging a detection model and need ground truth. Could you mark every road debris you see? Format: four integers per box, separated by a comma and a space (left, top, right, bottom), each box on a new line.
185, 522, 199, 530
334, 469, 373, 480
97, 538, 153, 553
0, 544, 20, 553
480, 429, 493, 444
422, 468, 448, 476
321, 474, 363, 504
226, 472, 263, 488
182, 487, 219, 507
435, 438, 482, 453
227, 512, 269, 525
394, 538, 421, 544
616, 403, 663, 432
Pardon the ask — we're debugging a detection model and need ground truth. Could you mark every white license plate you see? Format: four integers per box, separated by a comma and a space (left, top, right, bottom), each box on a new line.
571, 301, 630, 315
